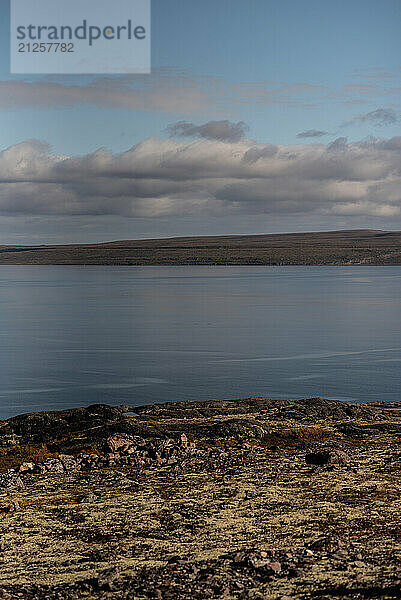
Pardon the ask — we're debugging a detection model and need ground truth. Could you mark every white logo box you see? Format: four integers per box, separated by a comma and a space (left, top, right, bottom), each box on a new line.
11, 0, 150, 74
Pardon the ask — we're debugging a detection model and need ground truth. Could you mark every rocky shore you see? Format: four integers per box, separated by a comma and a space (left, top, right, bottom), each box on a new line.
0, 397, 401, 599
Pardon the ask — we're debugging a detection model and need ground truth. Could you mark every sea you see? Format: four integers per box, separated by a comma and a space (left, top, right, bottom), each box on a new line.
0, 265, 400, 419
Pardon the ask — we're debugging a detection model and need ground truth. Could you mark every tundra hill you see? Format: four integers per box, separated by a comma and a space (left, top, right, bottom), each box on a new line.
1, 229, 401, 265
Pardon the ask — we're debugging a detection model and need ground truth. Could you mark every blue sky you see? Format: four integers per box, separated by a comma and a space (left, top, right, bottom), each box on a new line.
0, 0, 400, 242
1, 0, 401, 153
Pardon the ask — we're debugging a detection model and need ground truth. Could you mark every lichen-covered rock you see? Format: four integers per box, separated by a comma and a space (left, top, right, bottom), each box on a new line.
106, 433, 135, 454
8, 499, 21, 513
41, 458, 64, 473
59, 454, 79, 472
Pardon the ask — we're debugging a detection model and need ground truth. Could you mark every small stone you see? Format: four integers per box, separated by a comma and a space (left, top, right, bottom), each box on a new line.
18, 462, 34, 474
15, 476, 25, 490
288, 568, 302, 577
79, 491, 97, 504
306, 535, 330, 550
9, 500, 21, 513
180, 433, 189, 449
353, 560, 366, 568
96, 566, 120, 591
267, 561, 282, 574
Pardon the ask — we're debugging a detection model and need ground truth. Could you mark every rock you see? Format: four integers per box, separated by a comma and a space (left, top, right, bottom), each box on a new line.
15, 476, 24, 490
33, 463, 48, 475
1, 404, 129, 446
305, 535, 331, 550
353, 560, 367, 568
245, 490, 256, 500
8, 500, 21, 513
18, 462, 34, 474
135, 396, 382, 425
106, 433, 134, 454
96, 566, 121, 591
0, 470, 24, 491
180, 433, 189, 449
305, 449, 348, 466
79, 491, 98, 504
41, 458, 64, 473
59, 454, 79, 472
267, 561, 282, 574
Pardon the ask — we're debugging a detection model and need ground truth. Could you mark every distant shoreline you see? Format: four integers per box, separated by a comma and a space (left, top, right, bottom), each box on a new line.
1, 229, 401, 265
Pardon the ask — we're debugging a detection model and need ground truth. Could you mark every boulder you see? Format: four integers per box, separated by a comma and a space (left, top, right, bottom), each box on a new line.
305, 449, 348, 466
106, 433, 134, 454
59, 454, 79, 472
41, 458, 64, 473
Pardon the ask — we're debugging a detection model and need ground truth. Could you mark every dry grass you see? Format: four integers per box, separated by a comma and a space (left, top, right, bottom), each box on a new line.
259, 426, 335, 449
0, 443, 58, 472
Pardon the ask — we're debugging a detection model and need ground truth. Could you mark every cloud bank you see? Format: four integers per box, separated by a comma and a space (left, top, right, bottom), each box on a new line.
0, 133, 400, 222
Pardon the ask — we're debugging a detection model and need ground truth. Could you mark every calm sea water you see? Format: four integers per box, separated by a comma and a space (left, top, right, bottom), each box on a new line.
0, 265, 400, 419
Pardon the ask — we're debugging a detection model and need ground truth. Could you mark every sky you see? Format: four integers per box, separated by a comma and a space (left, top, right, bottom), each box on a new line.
0, 0, 401, 243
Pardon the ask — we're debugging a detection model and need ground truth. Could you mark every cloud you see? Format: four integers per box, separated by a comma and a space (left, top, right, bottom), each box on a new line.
0, 73, 291, 115
0, 69, 399, 123
242, 145, 278, 163
0, 72, 338, 115
327, 137, 348, 152
0, 134, 400, 222
347, 108, 399, 127
296, 130, 329, 138
166, 120, 249, 142
0, 72, 215, 115
340, 84, 401, 98
352, 67, 395, 80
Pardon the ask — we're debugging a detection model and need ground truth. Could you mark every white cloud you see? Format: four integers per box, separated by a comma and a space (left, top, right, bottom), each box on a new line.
0, 134, 400, 221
